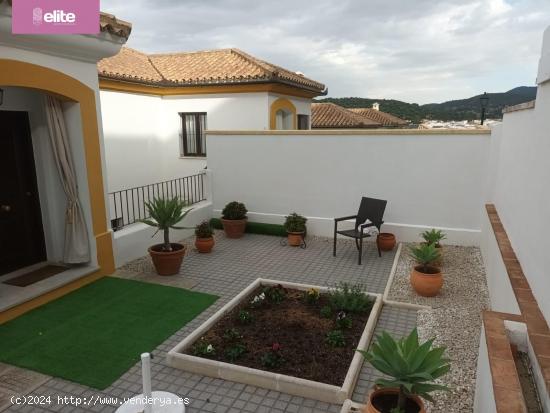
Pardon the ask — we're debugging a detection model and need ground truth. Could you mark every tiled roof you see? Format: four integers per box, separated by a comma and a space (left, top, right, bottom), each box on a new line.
98, 47, 326, 93
311, 103, 381, 128
0, 1, 131, 40
349, 108, 408, 126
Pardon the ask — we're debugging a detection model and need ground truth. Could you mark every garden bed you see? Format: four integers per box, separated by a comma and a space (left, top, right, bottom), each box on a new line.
167, 279, 382, 403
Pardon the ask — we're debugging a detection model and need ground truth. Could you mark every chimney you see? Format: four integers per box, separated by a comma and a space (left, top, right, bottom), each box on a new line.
372, 102, 380, 111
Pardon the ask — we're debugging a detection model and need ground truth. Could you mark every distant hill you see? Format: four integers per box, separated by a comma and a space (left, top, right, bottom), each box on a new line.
316, 87, 537, 123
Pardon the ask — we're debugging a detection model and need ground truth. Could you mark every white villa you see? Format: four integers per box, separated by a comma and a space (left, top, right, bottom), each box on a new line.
0, 0, 549, 411
97, 47, 326, 191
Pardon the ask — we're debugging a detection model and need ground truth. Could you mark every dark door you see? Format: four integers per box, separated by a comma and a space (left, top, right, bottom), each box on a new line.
0, 111, 46, 275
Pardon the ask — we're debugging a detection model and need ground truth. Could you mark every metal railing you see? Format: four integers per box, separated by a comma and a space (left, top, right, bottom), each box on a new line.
108, 173, 207, 231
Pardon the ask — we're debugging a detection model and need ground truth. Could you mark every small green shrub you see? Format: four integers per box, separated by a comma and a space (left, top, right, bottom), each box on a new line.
261, 343, 284, 368
409, 243, 441, 272
421, 229, 446, 247
222, 201, 247, 220
303, 288, 320, 304
237, 310, 253, 324
225, 343, 246, 362
195, 220, 214, 238
284, 212, 307, 233
223, 328, 242, 342
326, 330, 346, 347
335, 311, 352, 329
320, 306, 332, 318
328, 283, 373, 313
264, 284, 287, 304
192, 338, 215, 357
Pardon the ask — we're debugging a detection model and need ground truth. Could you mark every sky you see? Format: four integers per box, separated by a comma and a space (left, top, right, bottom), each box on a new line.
102, 0, 550, 104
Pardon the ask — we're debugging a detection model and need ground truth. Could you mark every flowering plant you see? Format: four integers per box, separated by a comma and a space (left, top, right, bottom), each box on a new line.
250, 292, 266, 306
261, 342, 284, 368
192, 338, 215, 357
336, 311, 352, 329
304, 288, 320, 304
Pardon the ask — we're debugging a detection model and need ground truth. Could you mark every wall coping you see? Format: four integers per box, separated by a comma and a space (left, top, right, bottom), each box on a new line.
502, 100, 536, 114
206, 129, 491, 136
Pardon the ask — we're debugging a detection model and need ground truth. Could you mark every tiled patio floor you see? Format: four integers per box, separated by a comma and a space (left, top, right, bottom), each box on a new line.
3, 234, 417, 413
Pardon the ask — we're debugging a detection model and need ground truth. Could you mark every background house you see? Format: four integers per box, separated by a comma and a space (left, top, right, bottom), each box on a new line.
311, 102, 409, 129
98, 47, 326, 192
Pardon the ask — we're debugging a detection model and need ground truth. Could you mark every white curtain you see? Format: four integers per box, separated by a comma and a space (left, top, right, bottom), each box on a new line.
45, 95, 91, 264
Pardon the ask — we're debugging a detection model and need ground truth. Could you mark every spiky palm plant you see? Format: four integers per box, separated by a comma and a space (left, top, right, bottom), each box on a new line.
357, 329, 450, 411
141, 197, 192, 251
421, 229, 446, 247
410, 243, 441, 273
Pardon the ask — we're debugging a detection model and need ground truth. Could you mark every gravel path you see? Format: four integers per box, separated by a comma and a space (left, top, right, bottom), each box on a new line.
388, 244, 489, 413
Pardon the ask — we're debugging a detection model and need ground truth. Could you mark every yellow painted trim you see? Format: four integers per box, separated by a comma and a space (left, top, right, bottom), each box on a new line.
99, 78, 320, 98
0, 59, 115, 321
206, 129, 491, 136
269, 98, 297, 130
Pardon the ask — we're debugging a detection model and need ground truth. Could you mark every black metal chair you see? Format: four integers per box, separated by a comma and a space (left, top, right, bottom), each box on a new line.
333, 197, 387, 265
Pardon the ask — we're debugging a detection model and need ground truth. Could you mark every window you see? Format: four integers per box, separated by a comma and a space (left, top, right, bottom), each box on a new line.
180, 112, 207, 157
297, 114, 310, 130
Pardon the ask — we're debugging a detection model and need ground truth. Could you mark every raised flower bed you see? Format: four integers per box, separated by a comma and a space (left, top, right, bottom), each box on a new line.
167, 279, 382, 403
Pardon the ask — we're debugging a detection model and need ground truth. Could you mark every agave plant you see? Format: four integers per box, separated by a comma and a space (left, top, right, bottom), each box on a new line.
410, 243, 441, 273
358, 328, 450, 411
141, 197, 192, 251
421, 229, 446, 247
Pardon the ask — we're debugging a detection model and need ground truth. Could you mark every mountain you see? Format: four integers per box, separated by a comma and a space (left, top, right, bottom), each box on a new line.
316, 87, 537, 123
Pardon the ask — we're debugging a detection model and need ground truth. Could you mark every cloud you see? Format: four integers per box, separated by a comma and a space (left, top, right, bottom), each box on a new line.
102, 0, 550, 103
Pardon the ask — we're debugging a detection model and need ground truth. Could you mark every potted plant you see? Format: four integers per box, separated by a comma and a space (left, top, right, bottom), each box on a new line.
409, 243, 442, 297
195, 221, 215, 253
377, 233, 396, 251
141, 197, 192, 276
283, 212, 307, 246
421, 229, 446, 263
221, 201, 248, 238
358, 328, 450, 413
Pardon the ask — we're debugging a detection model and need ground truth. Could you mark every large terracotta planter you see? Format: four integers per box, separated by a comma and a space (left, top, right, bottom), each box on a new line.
221, 218, 247, 238
364, 388, 425, 413
377, 233, 396, 251
195, 237, 215, 253
410, 265, 443, 297
287, 231, 304, 246
148, 243, 186, 276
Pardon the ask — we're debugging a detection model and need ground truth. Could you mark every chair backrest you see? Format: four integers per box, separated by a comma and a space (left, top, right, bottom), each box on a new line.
355, 197, 387, 230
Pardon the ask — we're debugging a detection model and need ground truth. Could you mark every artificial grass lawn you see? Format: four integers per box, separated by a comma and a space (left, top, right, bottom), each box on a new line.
210, 218, 287, 237
0, 277, 218, 389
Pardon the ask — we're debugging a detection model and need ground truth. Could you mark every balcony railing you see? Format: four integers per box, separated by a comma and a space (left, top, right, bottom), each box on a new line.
108, 173, 206, 231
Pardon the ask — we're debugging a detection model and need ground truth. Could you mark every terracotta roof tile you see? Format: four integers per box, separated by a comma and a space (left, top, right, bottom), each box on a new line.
311, 103, 381, 128
98, 47, 325, 93
349, 108, 408, 126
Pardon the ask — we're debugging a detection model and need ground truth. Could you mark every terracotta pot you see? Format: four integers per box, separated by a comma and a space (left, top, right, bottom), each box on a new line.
364, 388, 425, 413
377, 233, 396, 251
195, 237, 215, 253
287, 231, 304, 246
221, 218, 247, 238
410, 265, 443, 297
148, 243, 186, 276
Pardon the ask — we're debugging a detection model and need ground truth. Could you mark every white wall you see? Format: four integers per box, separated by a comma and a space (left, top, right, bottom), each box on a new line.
473, 326, 497, 413
100, 91, 274, 192
206, 131, 491, 244
483, 25, 550, 321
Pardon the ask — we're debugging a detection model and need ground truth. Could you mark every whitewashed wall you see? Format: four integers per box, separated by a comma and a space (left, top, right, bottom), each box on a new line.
100, 91, 274, 192
206, 130, 491, 244
482, 25, 550, 321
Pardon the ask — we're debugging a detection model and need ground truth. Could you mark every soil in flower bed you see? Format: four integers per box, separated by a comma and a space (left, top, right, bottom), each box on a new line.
185, 286, 373, 386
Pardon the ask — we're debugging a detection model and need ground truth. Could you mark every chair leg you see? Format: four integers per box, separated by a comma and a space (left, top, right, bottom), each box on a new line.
377, 233, 382, 257
358, 236, 363, 265
333, 221, 337, 257
355, 238, 360, 250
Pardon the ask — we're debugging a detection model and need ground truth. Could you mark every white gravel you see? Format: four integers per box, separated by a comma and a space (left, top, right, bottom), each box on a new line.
388, 244, 490, 413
